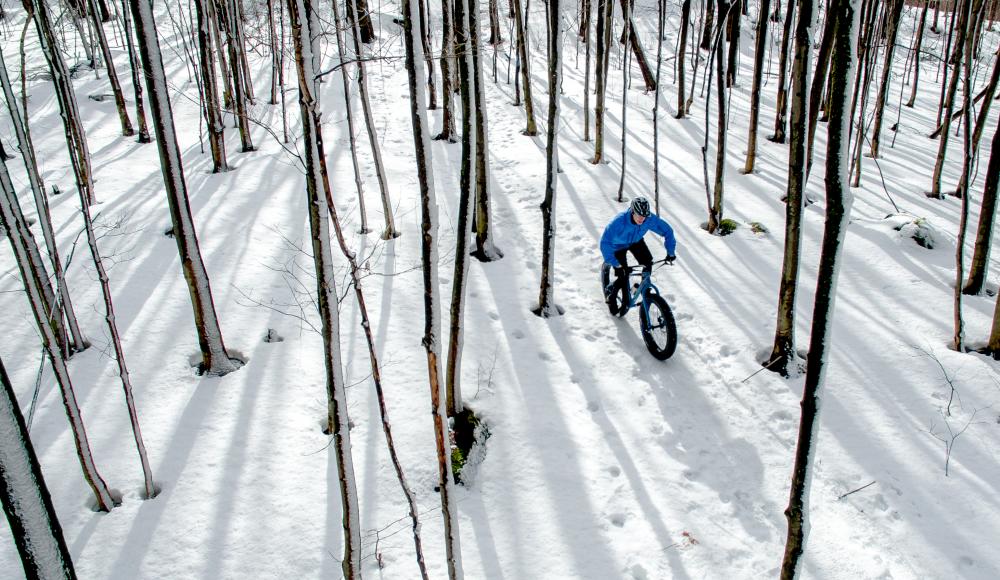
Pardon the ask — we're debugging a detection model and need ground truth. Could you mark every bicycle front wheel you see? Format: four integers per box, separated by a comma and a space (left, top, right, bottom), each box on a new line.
640, 293, 677, 360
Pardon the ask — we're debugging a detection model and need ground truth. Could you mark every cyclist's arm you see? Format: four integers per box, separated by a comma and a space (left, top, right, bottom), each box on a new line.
600, 227, 619, 266
649, 215, 677, 256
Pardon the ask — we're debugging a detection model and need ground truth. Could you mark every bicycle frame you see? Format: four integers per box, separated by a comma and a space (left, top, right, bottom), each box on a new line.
614, 260, 671, 317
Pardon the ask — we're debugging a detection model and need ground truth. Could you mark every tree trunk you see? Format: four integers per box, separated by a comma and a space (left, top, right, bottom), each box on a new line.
31, 0, 96, 206
618, 0, 657, 91
88, 0, 134, 136
617, 0, 632, 203
954, 0, 978, 350
964, 122, 1000, 296
805, 6, 836, 174
489, 0, 503, 44
710, 0, 729, 232
676, 0, 691, 118
905, 0, 929, 108
868, 0, 904, 158
770, 0, 796, 142
512, 0, 538, 134
0, 48, 87, 355
436, 0, 458, 141
346, 0, 399, 239
194, 0, 230, 172
930, 0, 977, 198
354, 0, 376, 42
583, 0, 593, 137
331, 0, 371, 234
0, 162, 116, 514
653, 0, 665, 209
401, 0, 465, 572
591, 0, 614, 163
285, 1, 363, 576
221, 0, 255, 151
129, 0, 237, 376
780, 0, 856, 572
743, 0, 771, 173
534, 0, 562, 318
0, 357, 77, 580
726, 0, 741, 87
767, 0, 815, 377
470, 0, 502, 261
74, 149, 157, 500
701, 0, 716, 50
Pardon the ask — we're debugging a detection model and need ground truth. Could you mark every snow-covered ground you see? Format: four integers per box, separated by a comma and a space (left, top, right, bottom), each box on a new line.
2, 1, 999, 578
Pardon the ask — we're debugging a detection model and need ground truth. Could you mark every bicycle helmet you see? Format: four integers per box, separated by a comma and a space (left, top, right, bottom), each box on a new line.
630, 196, 651, 217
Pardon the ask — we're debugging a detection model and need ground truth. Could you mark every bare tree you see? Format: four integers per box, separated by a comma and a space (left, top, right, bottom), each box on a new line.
767, 0, 815, 377
345, 0, 399, 239
591, 0, 614, 163
401, 0, 465, 573
675, 0, 691, 118
929, 0, 980, 198
469, 0, 502, 262
87, 0, 134, 136
194, 0, 230, 172
0, 357, 76, 580
868, 0, 904, 159
770, 0, 796, 143
953, 0, 978, 351
781, 0, 857, 572
905, 0, 930, 108
534, 0, 563, 318
435, 0, 458, 141
511, 0, 538, 135
0, 48, 87, 354
285, 0, 362, 576
964, 118, 1000, 296
129, 0, 239, 376
0, 162, 117, 513
705, 0, 730, 233
743, 0, 771, 173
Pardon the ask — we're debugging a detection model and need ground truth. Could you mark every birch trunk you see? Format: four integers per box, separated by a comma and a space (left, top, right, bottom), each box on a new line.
286, 1, 362, 576
534, 0, 562, 318
128, 0, 237, 376
781, 0, 857, 572
0, 357, 77, 580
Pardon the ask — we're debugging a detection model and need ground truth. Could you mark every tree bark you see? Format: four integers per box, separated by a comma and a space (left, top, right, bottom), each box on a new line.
868, 0, 904, 159
743, 0, 771, 173
512, 0, 538, 134
0, 161, 116, 513
964, 121, 1000, 296
0, 357, 77, 580
470, 0, 502, 261
768, 0, 815, 377
591, 0, 614, 163
285, 1, 363, 576
781, 0, 856, 572
401, 0, 465, 572
88, 0, 134, 136
534, 0, 562, 318
436, 0, 458, 141
129, 0, 237, 376
905, 0, 930, 108
770, 0, 796, 142
194, 0, 230, 172
709, 0, 729, 232
676, 0, 691, 118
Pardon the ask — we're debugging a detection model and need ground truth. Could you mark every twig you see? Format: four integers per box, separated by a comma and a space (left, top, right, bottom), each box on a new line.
837, 480, 876, 500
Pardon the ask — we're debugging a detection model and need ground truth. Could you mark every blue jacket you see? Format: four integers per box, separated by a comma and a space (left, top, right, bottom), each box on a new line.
600, 210, 677, 267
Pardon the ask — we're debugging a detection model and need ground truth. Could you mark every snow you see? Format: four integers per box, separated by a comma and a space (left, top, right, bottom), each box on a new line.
2, 1, 1000, 579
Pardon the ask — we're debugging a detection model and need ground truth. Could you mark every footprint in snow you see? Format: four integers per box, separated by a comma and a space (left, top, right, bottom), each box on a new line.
488, 311, 500, 321
607, 465, 622, 477
512, 330, 525, 339
607, 513, 627, 528
587, 400, 600, 412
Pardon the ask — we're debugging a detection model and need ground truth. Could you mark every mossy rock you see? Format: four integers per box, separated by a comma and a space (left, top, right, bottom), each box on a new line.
451, 408, 490, 485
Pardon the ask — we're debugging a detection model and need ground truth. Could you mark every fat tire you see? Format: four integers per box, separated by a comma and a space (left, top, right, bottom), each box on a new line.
640, 292, 677, 360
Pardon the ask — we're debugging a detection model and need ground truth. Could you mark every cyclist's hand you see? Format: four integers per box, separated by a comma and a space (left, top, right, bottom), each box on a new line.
665, 255, 676, 264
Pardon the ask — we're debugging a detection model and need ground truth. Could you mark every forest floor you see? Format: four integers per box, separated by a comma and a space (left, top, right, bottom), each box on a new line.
2, 1, 1000, 578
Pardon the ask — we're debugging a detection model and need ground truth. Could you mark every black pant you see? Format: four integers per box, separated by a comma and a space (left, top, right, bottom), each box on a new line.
613, 239, 653, 290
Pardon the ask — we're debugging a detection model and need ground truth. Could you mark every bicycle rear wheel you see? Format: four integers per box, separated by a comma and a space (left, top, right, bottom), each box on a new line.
640, 292, 677, 360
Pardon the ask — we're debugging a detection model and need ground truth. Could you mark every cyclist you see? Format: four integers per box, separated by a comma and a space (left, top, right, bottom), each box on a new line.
600, 196, 677, 315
